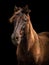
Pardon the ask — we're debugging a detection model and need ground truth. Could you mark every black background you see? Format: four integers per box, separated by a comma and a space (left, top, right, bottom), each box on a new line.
0, 0, 49, 65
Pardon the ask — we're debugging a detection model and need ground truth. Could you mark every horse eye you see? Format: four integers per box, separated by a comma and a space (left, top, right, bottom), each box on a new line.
23, 18, 27, 22
24, 17, 27, 20
22, 16, 27, 22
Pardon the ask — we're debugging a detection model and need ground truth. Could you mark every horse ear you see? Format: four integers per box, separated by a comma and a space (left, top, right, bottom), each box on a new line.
14, 5, 18, 12
22, 5, 31, 14
25, 5, 31, 12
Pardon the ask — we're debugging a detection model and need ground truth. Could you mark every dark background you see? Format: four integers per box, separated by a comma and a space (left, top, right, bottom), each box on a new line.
0, 0, 49, 65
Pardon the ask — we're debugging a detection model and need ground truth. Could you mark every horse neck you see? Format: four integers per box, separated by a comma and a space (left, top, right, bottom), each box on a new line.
26, 20, 40, 51
28, 20, 42, 63
18, 19, 40, 54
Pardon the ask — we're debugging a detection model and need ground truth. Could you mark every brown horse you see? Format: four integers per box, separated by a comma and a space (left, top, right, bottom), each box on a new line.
9, 6, 49, 65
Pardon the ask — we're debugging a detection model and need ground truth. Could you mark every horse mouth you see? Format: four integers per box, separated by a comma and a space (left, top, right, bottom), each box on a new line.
16, 40, 20, 44
11, 39, 17, 46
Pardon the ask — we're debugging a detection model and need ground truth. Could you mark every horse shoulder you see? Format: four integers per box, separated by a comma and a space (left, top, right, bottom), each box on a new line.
38, 32, 49, 62
38, 32, 49, 45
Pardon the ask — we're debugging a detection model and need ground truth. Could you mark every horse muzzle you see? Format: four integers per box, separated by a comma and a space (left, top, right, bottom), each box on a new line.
11, 33, 21, 46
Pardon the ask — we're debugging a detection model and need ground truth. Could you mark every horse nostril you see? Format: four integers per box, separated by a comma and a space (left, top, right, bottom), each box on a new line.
16, 37, 18, 40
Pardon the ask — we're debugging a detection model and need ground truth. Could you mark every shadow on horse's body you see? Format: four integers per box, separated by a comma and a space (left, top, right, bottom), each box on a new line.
9, 5, 49, 65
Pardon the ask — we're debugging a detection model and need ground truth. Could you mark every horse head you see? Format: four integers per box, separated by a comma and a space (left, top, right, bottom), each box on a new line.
9, 5, 31, 46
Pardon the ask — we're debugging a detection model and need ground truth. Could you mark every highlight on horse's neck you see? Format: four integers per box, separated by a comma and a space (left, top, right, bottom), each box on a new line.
26, 14, 39, 51
27, 15, 38, 38
26, 15, 41, 63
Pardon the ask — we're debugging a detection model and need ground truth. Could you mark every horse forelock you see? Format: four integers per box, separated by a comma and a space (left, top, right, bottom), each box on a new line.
9, 5, 31, 23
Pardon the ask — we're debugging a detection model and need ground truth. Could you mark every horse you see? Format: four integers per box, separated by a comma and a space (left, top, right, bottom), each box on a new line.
9, 6, 49, 65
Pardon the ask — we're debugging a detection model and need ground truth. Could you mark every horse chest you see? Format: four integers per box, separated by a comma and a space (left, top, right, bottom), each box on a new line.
16, 45, 33, 62
30, 41, 45, 64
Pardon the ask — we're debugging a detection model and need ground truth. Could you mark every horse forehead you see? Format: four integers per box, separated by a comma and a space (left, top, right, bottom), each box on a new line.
14, 13, 27, 30
15, 14, 26, 24
14, 18, 24, 30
